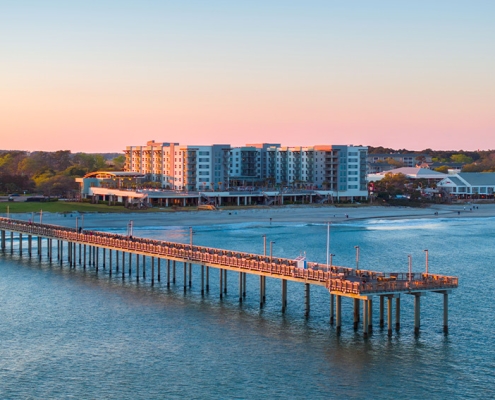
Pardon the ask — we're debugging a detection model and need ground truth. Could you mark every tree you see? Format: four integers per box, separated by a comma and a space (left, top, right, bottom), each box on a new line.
374, 173, 408, 199
385, 158, 405, 167
112, 155, 126, 170
451, 154, 473, 164
434, 166, 450, 173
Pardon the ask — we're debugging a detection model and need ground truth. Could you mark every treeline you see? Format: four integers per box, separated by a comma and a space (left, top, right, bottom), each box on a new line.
368, 147, 495, 172
0, 150, 125, 196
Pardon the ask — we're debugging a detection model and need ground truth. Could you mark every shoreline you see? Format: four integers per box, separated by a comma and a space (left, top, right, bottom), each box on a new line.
10, 203, 495, 229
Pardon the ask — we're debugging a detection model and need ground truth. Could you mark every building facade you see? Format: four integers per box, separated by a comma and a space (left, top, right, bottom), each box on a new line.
437, 173, 495, 199
124, 140, 368, 197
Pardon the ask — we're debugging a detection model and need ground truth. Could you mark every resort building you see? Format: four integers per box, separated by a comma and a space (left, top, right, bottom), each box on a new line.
124, 140, 368, 199
437, 173, 495, 200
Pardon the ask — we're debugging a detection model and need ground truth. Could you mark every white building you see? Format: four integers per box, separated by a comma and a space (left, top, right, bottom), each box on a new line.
437, 173, 495, 199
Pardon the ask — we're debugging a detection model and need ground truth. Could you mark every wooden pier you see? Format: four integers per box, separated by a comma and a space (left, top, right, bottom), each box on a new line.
0, 217, 458, 337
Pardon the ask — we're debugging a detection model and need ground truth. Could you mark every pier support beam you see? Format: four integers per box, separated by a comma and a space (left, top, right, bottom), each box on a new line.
201, 265, 205, 295
167, 259, 170, 287
353, 299, 360, 330
28, 235, 32, 258
173, 260, 176, 284
379, 296, 385, 328
336, 295, 342, 335
19, 233, 22, 256
151, 257, 154, 285
368, 298, 373, 333
109, 249, 112, 276
395, 297, 401, 331
219, 268, 223, 299
239, 272, 243, 303
142, 256, 146, 280
281, 279, 287, 313
136, 254, 140, 281
363, 299, 369, 338
223, 269, 227, 294
330, 294, 334, 324
242, 272, 246, 297
183, 262, 187, 292
414, 293, 423, 335
259, 275, 266, 307
157, 258, 160, 282
96, 247, 99, 271
206, 266, 209, 292
304, 283, 310, 318
1, 230, 5, 251
188, 263, 192, 287
443, 291, 450, 334
387, 296, 393, 336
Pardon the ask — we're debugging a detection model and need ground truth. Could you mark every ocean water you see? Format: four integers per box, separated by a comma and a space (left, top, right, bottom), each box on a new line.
1, 215, 494, 399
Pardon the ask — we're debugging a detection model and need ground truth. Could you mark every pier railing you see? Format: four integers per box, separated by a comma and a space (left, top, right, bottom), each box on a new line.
0, 217, 458, 295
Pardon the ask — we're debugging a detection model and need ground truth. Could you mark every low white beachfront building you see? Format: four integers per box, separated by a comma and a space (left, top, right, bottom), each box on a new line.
437, 172, 495, 199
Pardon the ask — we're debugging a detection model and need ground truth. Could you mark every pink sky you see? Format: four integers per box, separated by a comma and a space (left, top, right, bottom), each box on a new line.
1, 1, 494, 152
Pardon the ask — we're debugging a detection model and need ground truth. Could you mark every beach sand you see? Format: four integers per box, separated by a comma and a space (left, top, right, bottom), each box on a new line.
23, 203, 495, 229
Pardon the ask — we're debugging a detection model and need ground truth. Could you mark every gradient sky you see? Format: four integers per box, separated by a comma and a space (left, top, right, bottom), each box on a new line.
1, 0, 494, 152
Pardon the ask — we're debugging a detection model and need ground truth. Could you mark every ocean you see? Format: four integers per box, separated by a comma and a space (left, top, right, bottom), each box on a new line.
0, 215, 494, 399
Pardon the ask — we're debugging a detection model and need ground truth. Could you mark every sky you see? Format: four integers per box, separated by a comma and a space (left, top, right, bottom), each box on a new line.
1, 0, 494, 153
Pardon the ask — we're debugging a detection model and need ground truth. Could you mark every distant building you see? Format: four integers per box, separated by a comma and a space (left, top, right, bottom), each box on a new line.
368, 167, 447, 182
437, 173, 495, 199
367, 153, 432, 173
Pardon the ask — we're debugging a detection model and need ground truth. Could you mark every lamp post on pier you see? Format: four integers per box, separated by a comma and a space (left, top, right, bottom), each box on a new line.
270, 241, 275, 262
262, 235, 267, 256
354, 245, 359, 269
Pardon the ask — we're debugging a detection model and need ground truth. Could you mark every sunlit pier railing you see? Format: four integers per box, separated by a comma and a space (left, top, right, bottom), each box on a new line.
0, 217, 458, 337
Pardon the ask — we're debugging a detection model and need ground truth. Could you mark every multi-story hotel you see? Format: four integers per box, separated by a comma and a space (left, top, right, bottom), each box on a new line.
124, 140, 368, 197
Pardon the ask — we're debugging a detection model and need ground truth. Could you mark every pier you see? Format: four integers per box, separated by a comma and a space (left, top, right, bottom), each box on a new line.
0, 217, 458, 337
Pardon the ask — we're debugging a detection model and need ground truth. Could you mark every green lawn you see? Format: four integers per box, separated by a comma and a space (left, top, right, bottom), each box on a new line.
0, 201, 159, 214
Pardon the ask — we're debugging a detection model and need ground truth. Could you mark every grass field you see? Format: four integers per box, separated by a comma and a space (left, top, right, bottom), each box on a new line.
0, 201, 156, 214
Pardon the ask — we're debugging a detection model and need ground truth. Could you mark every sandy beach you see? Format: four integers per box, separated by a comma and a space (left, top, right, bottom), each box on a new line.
25, 203, 495, 229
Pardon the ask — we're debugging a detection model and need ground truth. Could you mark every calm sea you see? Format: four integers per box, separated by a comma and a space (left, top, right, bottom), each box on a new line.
1, 214, 494, 399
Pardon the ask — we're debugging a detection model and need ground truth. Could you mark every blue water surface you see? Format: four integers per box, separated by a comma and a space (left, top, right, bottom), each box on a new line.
0, 215, 494, 399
